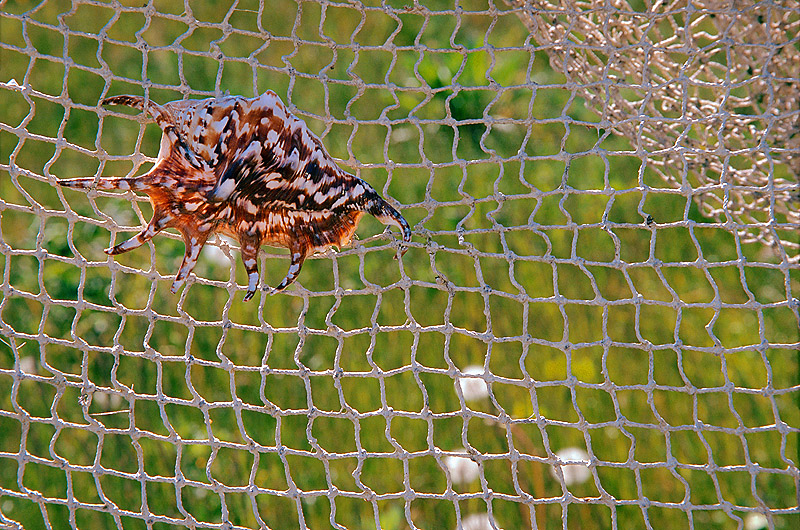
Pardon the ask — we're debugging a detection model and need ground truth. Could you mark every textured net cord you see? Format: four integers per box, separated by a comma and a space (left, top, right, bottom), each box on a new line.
0, 1, 799, 530
506, 0, 800, 261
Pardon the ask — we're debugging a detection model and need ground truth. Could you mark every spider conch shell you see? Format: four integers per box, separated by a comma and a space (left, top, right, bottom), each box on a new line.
59, 92, 410, 300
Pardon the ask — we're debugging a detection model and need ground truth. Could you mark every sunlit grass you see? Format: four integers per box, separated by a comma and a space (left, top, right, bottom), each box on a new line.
0, 1, 798, 529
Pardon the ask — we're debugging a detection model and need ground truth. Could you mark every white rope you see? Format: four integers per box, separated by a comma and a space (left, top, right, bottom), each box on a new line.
0, 1, 797, 529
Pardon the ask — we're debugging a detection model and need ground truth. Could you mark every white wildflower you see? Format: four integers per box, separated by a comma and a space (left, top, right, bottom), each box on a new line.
551, 447, 591, 486
744, 513, 768, 530
91, 390, 123, 409
443, 449, 480, 484
460, 513, 503, 530
18, 356, 36, 375
457, 365, 489, 401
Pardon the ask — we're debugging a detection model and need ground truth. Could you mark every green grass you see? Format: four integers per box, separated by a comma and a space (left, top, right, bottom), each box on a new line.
0, 1, 798, 529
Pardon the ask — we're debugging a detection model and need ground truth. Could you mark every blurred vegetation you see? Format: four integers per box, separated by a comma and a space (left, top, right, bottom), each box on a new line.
0, 0, 798, 529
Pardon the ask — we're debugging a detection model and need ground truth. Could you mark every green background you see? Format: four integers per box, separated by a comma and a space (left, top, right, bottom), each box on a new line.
0, 0, 797, 529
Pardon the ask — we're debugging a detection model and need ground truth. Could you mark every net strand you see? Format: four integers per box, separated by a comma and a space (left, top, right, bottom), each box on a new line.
0, 1, 798, 529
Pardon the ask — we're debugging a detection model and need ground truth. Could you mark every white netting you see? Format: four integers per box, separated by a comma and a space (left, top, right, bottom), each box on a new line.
0, 1, 798, 529
510, 0, 800, 260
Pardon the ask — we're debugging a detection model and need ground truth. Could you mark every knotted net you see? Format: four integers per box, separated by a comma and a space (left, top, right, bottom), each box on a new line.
0, 1, 798, 529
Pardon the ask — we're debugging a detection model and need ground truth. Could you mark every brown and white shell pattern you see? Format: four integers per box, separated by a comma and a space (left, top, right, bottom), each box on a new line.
59, 91, 411, 300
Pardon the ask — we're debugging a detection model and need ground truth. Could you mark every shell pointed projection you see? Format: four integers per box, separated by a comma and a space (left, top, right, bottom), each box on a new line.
58, 92, 411, 301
